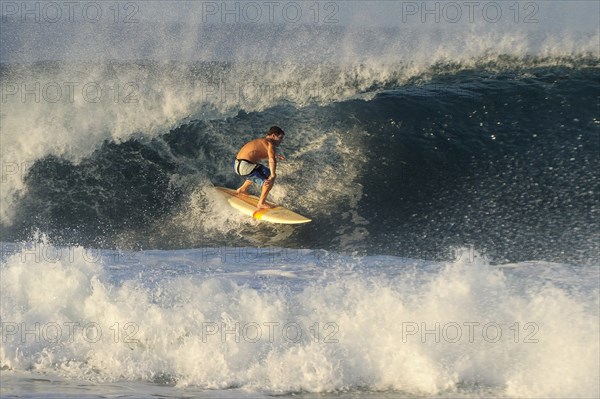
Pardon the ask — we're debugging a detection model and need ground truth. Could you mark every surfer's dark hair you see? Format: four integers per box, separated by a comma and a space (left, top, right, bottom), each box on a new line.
267, 126, 285, 137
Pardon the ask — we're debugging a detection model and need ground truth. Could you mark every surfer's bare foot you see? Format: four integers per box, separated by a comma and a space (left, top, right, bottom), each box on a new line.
257, 203, 274, 210
236, 180, 252, 196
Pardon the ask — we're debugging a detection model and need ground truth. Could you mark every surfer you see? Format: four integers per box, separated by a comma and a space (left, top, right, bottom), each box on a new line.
233, 126, 285, 209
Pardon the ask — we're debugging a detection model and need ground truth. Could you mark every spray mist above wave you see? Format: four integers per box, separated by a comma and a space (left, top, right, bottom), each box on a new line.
1, 1, 598, 63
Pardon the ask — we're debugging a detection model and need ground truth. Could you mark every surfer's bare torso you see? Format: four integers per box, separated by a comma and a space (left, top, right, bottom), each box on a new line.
236, 138, 272, 163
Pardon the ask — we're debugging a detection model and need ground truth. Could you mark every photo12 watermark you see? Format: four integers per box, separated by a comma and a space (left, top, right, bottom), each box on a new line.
1, 321, 140, 344
401, 321, 540, 344
200, 1, 340, 24
0, 242, 140, 265
0, 320, 339, 345
400, 1, 539, 24
201, 321, 339, 343
1, 1, 140, 24
1, 81, 140, 104
188, 79, 342, 106
199, 246, 323, 265
1, 161, 34, 185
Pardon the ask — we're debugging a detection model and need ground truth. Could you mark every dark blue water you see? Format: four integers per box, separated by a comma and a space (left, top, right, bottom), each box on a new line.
2, 60, 599, 263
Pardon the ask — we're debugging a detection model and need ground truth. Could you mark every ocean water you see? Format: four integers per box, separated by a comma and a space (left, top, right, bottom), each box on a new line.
1, 244, 599, 398
1, 1, 599, 398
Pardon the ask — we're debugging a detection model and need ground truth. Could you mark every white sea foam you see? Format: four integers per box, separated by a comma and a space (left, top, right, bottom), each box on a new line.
1, 244, 598, 397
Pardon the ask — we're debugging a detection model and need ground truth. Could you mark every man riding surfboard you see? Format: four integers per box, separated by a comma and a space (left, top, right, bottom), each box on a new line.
233, 126, 285, 210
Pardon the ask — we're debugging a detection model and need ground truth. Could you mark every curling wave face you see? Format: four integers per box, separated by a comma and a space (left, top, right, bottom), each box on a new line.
1, 60, 598, 263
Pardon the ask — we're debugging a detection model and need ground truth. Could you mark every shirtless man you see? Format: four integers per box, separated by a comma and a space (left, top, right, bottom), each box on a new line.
233, 126, 285, 209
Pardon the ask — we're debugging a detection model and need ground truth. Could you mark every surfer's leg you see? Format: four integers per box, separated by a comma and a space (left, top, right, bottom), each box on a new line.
257, 179, 274, 209
255, 165, 274, 209
236, 180, 252, 195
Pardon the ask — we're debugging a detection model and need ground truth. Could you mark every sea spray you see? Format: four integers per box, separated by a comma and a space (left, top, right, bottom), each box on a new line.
2, 243, 598, 397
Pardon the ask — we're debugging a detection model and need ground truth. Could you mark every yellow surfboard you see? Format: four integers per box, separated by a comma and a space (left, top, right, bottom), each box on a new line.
214, 187, 311, 224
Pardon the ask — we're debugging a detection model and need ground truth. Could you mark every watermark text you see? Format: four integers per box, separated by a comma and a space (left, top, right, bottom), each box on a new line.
1, 1, 140, 24
201, 1, 339, 24
402, 321, 540, 343
401, 1, 539, 24
1, 321, 140, 344
0, 242, 139, 265
1, 81, 139, 104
